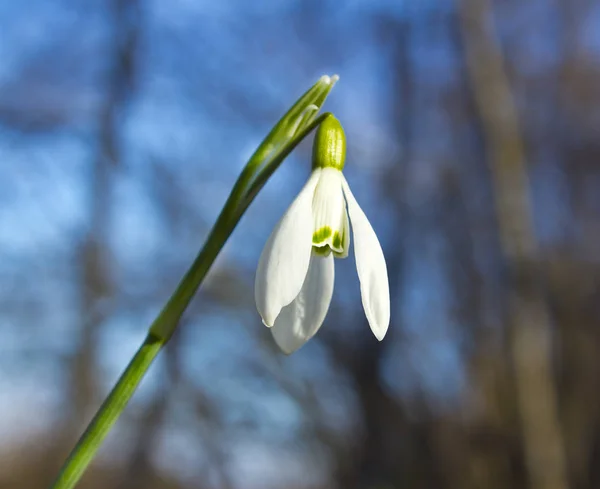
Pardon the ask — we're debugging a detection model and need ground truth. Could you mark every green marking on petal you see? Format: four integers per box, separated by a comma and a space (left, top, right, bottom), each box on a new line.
312, 226, 332, 245
332, 227, 349, 258
312, 245, 332, 257
332, 231, 342, 250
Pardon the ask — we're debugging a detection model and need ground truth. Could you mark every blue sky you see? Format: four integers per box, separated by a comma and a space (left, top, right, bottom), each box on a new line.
3, 0, 596, 485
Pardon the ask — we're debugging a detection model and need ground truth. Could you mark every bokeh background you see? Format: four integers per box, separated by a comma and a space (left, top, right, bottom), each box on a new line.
1, 0, 600, 488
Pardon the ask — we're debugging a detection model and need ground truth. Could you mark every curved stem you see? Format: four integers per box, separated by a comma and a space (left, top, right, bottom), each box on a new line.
49, 75, 337, 489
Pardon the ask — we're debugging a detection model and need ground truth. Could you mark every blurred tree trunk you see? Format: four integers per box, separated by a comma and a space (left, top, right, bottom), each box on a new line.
458, 1, 569, 489
332, 12, 452, 489
50, 0, 141, 482
73, 0, 139, 419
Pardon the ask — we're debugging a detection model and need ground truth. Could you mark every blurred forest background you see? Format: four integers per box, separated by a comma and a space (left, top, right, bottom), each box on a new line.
1, 0, 599, 488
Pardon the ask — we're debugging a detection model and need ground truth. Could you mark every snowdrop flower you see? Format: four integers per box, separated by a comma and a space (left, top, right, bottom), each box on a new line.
255, 115, 390, 353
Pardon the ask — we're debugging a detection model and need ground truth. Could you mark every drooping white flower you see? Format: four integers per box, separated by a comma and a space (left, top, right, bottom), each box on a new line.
255, 116, 390, 354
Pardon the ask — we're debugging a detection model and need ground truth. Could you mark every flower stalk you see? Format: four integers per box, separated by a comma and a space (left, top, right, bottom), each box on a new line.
50, 74, 338, 489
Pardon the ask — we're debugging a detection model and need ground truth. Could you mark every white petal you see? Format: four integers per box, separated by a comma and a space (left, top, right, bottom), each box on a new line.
335, 201, 350, 259
311, 168, 349, 256
271, 253, 335, 354
255, 170, 321, 326
341, 176, 390, 340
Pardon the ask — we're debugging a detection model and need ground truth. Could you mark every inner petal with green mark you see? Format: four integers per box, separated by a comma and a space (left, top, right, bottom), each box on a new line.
311, 168, 350, 258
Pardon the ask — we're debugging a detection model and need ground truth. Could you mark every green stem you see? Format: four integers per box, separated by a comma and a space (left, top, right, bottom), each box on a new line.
49, 75, 337, 489
50, 334, 163, 489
